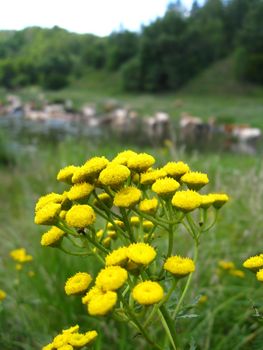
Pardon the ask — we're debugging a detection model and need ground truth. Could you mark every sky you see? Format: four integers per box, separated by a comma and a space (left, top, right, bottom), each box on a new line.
0, 0, 198, 36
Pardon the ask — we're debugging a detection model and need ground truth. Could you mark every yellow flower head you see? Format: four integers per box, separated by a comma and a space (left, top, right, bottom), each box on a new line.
130, 216, 140, 226
93, 193, 113, 209
139, 198, 158, 214
162, 161, 190, 179
98, 164, 130, 187
140, 168, 167, 185
102, 236, 111, 247
65, 204, 96, 228
200, 194, 216, 209
132, 281, 164, 305
34, 202, 61, 225
72, 157, 109, 183
57, 165, 78, 184
59, 210, 67, 220
152, 177, 180, 197
107, 230, 117, 239
67, 182, 94, 201
82, 286, 103, 305
10, 248, 33, 263
41, 226, 65, 247
35, 192, 63, 212
68, 331, 98, 347
256, 269, 263, 282
127, 153, 155, 172
42, 343, 55, 350
229, 269, 245, 278
57, 345, 73, 350
243, 254, 263, 272
113, 187, 141, 208
112, 150, 138, 165
127, 243, 156, 265
172, 190, 202, 212
95, 266, 128, 291
107, 220, 124, 229
88, 290, 118, 316
164, 255, 195, 277
53, 334, 70, 348
0, 289, 6, 301
218, 260, 235, 270
65, 272, 92, 295
181, 171, 209, 190
211, 193, 229, 209
105, 247, 128, 266
143, 220, 154, 232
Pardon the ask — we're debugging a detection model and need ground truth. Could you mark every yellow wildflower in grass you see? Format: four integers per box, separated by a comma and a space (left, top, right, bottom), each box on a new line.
68, 331, 98, 347
164, 255, 195, 277
0, 289, 6, 301
112, 150, 138, 165
107, 220, 124, 229
42, 343, 55, 350
35, 202, 61, 225
65, 272, 92, 295
181, 171, 209, 190
139, 198, 158, 214
57, 345, 73, 350
15, 264, 23, 271
243, 254, 263, 272
132, 281, 164, 305
93, 193, 113, 209
140, 168, 167, 185
65, 204, 95, 228
256, 269, 263, 282
105, 247, 128, 266
35, 192, 63, 212
67, 182, 94, 201
113, 187, 141, 208
218, 260, 236, 270
98, 164, 130, 187
229, 269, 245, 278
162, 161, 190, 179
198, 295, 208, 304
211, 193, 229, 208
127, 153, 155, 172
143, 220, 154, 232
200, 194, 216, 209
62, 325, 79, 334
172, 190, 202, 212
10, 248, 33, 263
95, 266, 128, 291
41, 226, 65, 247
130, 216, 140, 226
127, 243, 156, 265
28, 271, 35, 277
152, 177, 180, 197
53, 334, 70, 348
82, 286, 103, 305
88, 290, 118, 316
57, 165, 78, 184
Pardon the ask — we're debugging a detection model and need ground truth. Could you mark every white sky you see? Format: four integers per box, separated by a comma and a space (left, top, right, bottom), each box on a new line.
0, 0, 197, 36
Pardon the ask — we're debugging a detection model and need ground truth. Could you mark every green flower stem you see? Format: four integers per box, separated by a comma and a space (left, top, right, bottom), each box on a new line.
119, 295, 163, 350
158, 306, 177, 350
58, 246, 91, 257
93, 191, 122, 221
65, 235, 84, 248
201, 209, 219, 233
172, 242, 199, 319
120, 208, 136, 242
133, 209, 168, 230
83, 233, 109, 254
56, 221, 79, 237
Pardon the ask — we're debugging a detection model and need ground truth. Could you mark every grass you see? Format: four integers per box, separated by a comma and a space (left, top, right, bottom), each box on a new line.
0, 132, 262, 349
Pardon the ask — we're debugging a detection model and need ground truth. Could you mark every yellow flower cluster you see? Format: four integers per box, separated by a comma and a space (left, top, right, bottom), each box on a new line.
10, 248, 33, 263
218, 260, 244, 278
0, 289, 6, 301
42, 325, 97, 350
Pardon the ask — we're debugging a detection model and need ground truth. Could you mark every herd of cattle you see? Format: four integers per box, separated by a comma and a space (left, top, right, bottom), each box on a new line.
0, 95, 261, 153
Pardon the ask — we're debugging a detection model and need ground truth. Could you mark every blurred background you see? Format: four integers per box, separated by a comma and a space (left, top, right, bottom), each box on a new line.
0, 1, 263, 349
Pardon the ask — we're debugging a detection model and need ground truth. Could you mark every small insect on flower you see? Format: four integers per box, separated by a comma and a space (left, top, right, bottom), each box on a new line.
132, 281, 164, 305
65, 272, 92, 295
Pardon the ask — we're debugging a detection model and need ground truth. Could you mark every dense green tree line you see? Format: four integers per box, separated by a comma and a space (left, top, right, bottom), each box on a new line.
0, 0, 262, 91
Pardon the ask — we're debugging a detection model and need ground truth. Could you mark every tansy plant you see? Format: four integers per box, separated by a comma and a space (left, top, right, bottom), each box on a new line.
35, 150, 229, 350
